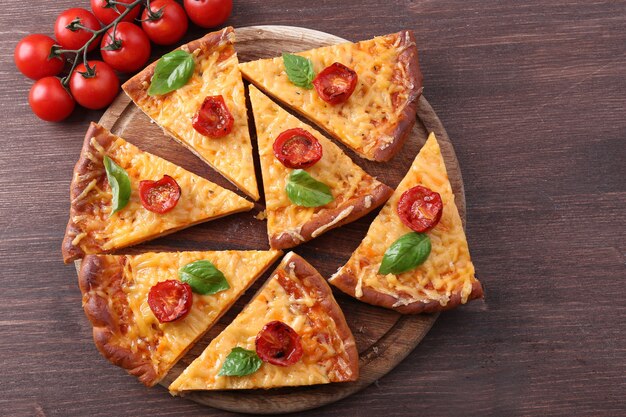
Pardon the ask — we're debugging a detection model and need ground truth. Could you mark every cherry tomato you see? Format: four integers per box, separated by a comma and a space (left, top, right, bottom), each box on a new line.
148, 280, 193, 323
90, 0, 141, 25
255, 321, 303, 366
313, 62, 358, 105
55, 8, 101, 52
14, 34, 65, 80
273, 128, 323, 169
101, 22, 151, 73
28, 77, 75, 122
141, 0, 188, 46
192, 95, 234, 137
183, 0, 232, 28
69, 61, 119, 110
397, 185, 443, 233
139, 175, 181, 213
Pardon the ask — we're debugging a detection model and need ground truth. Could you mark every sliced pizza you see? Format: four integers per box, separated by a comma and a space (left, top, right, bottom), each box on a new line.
79, 249, 281, 386
329, 133, 483, 313
62, 123, 253, 263
122, 27, 259, 200
169, 251, 358, 392
239, 30, 423, 162
249, 85, 392, 250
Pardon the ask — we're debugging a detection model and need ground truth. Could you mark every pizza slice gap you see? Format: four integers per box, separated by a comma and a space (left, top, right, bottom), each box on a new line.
62, 123, 253, 263
169, 251, 358, 393
248, 85, 393, 250
329, 133, 484, 313
79, 249, 282, 386
122, 26, 259, 200
239, 30, 423, 162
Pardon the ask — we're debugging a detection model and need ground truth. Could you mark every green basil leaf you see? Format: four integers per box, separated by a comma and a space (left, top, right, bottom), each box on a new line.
218, 347, 262, 377
282, 53, 315, 89
148, 50, 195, 96
379, 232, 431, 275
179, 260, 230, 295
103, 155, 130, 216
285, 169, 333, 207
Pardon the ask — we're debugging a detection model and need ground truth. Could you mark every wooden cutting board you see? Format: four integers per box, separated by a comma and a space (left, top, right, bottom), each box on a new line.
87, 25, 465, 414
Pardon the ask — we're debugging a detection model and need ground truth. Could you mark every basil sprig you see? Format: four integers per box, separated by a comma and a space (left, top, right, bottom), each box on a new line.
103, 156, 130, 216
148, 50, 195, 96
285, 169, 333, 207
179, 260, 230, 295
282, 53, 315, 89
218, 347, 262, 377
379, 232, 432, 275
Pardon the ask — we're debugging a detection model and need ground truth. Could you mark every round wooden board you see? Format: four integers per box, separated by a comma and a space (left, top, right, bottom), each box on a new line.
92, 25, 465, 414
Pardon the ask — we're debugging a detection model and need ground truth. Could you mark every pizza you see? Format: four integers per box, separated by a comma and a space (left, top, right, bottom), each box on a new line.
248, 85, 392, 249
79, 249, 281, 386
329, 133, 483, 313
169, 252, 358, 392
239, 30, 423, 162
62, 123, 253, 263
122, 27, 259, 200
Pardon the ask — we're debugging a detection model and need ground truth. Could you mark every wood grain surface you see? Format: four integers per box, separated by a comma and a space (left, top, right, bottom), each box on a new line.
1, 1, 625, 416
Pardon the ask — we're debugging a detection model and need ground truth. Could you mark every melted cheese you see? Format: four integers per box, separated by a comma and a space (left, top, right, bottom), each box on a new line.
68, 130, 253, 255
239, 32, 417, 160
329, 133, 480, 307
248, 85, 385, 244
125, 29, 259, 200
169, 252, 355, 392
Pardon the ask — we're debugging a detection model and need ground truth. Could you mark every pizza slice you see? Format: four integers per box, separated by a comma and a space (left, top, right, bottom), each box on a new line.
122, 27, 259, 200
239, 30, 423, 162
79, 249, 281, 386
249, 85, 392, 250
62, 123, 253, 263
169, 251, 358, 392
329, 133, 484, 313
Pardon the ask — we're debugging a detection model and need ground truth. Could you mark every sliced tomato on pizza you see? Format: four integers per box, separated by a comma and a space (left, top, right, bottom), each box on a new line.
248, 85, 392, 250
329, 133, 484, 313
169, 252, 358, 392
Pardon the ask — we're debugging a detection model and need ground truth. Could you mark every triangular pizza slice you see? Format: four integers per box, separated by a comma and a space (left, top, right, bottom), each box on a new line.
123, 27, 259, 200
249, 85, 392, 249
239, 30, 423, 162
79, 249, 281, 386
329, 133, 484, 313
62, 123, 253, 263
169, 252, 358, 392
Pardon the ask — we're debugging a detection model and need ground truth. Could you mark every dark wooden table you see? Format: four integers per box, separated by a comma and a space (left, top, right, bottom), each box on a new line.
1, 1, 624, 416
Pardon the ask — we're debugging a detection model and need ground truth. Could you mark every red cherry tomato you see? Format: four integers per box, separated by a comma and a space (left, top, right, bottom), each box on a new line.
192, 95, 234, 137
69, 61, 119, 110
90, 0, 141, 25
255, 321, 303, 366
141, 0, 188, 46
273, 128, 323, 169
312, 62, 358, 105
101, 22, 151, 73
139, 175, 181, 213
28, 77, 75, 122
183, 0, 232, 28
14, 34, 65, 80
148, 280, 193, 323
54, 8, 101, 52
397, 185, 444, 233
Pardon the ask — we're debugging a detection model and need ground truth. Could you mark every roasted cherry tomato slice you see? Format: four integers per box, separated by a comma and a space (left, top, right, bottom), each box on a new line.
148, 280, 192, 323
273, 128, 323, 169
139, 175, 181, 214
312, 62, 358, 105
397, 185, 444, 233
255, 321, 303, 366
192, 95, 234, 138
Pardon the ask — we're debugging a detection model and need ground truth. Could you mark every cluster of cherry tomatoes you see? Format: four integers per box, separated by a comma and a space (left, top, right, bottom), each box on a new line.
14, 0, 232, 122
